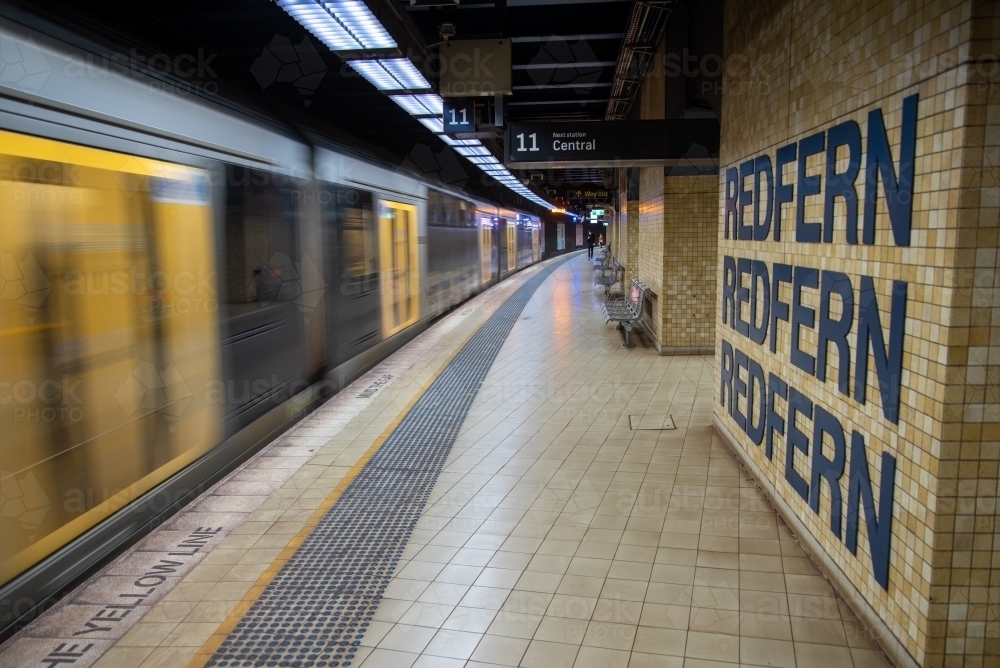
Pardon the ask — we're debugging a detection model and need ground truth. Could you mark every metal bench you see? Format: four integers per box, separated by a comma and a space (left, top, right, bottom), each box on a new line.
593, 251, 613, 274
592, 246, 609, 267
595, 261, 625, 300
602, 278, 649, 347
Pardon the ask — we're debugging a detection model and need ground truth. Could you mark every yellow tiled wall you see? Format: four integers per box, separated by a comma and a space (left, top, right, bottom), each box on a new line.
662, 174, 717, 350
638, 166, 665, 345
715, 0, 999, 666
634, 29, 719, 353
625, 200, 639, 286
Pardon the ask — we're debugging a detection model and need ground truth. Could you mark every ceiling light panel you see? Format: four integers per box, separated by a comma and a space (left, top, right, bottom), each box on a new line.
347, 58, 431, 91
347, 60, 402, 90
415, 94, 443, 116
380, 58, 431, 90
419, 117, 444, 132
389, 94, 433, 116
277, 0, 396, 51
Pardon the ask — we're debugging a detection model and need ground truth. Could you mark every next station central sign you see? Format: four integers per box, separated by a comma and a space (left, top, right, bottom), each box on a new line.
505, 119, 719, 168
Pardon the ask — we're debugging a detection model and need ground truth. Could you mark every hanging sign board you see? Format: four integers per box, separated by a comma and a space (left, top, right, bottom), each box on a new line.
439, 39, 512, 97
505, 119, 719, 168
443, 98, 475, 134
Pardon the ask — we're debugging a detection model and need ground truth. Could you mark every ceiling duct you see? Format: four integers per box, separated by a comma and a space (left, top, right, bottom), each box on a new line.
605, 0, 672, 121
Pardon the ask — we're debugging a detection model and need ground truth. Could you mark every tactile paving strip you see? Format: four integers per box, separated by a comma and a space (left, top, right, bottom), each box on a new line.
208, 256, 574, 668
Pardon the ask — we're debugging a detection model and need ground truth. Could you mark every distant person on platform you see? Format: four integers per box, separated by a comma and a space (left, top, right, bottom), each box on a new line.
598, 234, 604, 247
587, 231, 596, 258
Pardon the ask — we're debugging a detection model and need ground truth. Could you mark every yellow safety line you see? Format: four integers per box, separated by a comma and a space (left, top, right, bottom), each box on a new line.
186, 300, 501, 668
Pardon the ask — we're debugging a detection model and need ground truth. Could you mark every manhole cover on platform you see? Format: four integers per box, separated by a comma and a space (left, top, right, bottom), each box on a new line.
629, 414, 676, 430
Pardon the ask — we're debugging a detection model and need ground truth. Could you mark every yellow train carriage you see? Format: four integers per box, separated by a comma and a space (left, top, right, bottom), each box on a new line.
0, 131, 220, 587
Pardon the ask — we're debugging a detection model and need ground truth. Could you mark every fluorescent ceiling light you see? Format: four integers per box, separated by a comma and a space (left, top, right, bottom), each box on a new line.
419, 117, 444, 132
438, 136, 485, 147
467, 156, 499, 165
389, 93, 443, 116
388, 95, 427, 115
348, 60, 401, 90
347, 58, 431, 91
381, 58, 432, 89
277, 0, 396, 51
414, 94, 443, 116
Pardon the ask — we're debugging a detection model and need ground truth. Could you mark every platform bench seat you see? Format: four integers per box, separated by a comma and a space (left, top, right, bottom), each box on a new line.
601, 278, 649, 347
595, 261, 625, 300
592, 246, 609, 267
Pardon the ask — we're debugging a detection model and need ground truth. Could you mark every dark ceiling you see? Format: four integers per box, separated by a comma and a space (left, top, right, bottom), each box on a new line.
403, 0, 631, 124
2, 0, 669, 206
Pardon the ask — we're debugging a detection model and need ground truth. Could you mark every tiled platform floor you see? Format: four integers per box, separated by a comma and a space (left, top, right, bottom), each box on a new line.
2, 253, 893, 668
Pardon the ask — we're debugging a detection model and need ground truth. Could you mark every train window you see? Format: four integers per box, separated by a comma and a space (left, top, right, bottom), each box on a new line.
427, 189, 440, 227
428, 190, 479, 228
335, 188, 376, 283
378, 201, 419, 336
222, 167, 300, 316
459, 200, 476, 228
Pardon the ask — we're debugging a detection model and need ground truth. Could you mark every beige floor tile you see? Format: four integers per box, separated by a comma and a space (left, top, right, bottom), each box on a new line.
793, 641, 854, 667
739, 612, 793, 641
583, 621, 637, 650
535, 615, 589, 644
135, 645, 199, 668
688, 607, 740, 635
520, 640, 580, 668
115, 622, 178, 648
684, 630, 739, 662
487, 611, 543, 638
515, 571, 563, 593
592, 598, 642, 625
740, 636, 796, 667
558, 575, 606, 597
851, 647, 892, 667
501, 590, 553, 616
573, 645, 631, 668
422, 628, 483, 659
547, 594, 598, 619
787, 592, 842, 619
790, 616, 849, 645
398, 602, 455, 627
626, 651, 684, 667
413, 655, 466, 668
601, 578, 648, 601
470, 634, 530, 666
631, 626, 686, 656
443, 605, 498, 632
359, 648, 418, 668
91, 646, 155, 668
377, 623, 437, 653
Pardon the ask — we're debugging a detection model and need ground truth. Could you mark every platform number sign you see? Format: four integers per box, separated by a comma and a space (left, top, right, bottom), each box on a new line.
514, 133, 539, 152
443, 98, 475, 134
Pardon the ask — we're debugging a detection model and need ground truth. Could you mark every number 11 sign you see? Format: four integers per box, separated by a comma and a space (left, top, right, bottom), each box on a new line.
442, 98, 475, 134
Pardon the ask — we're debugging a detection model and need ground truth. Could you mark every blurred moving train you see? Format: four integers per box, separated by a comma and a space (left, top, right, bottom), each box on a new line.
0, 18, 547, 633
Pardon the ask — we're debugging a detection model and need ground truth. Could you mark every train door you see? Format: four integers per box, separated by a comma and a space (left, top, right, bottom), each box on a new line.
532, 225, 539, 262
0, 131, 220, 587
479, 215, 494, 284
497, 218, 507, 276
321, 186, 378, 367
378, 201, 419, 337
506, 220, 516, 272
